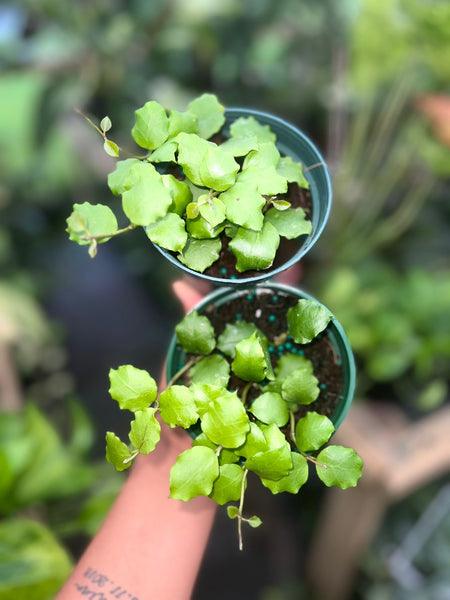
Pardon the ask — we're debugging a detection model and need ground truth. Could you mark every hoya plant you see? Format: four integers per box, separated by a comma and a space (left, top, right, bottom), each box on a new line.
66, 94, 313, 278
105, 294, 363, 549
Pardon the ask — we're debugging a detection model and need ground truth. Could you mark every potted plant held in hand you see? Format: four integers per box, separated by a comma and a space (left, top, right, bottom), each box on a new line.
66, 94, 331, 284
105, 283, 362, 549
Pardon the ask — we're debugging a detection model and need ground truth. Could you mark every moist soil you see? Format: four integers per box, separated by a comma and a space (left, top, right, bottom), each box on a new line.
180, 288, 343, 434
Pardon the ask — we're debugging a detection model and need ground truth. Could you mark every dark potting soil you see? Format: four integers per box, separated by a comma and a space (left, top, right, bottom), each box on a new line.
181, 288, 343, 431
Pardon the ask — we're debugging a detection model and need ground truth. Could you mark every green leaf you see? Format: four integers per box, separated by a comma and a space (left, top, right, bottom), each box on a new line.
219, 135, 258, 156
187, 216, 226, 240
235, 422, 268, 459
108, 159, 157, 195
100, 116, 112, 132
190, 354, 230, 387
122, 175, 172, 226
316, 446, 363, 489
242, 142, 280, 170
168, 109, 198, 138
188, 93, 225, 139
129, 408, 161, 454
271, 200, 291, 210
177, 133, 211, 187
247, 515, 263, 528
295, 412, 335, 452
227, 505, 239, 519
275, 354, 313, 379
177, 236, 222, 272
245, 441, 292, 481
277, 156, 309, 188
229, 221, 280, 272
105, 432, 133, 471
198, 196, 226, 227
261, 452, 308, 494
103, 139, 119, 157
191, 385, 235, 419
108, 365, 157, 411
281, 366, 319, 406
265, 207, 312, 239
287, 299, 332, 344
249, 392, 289, 427
148, 140, 178, 163
162, 174, 192, 216
230, 116, 276, 143
201, 392, 250, 448
232, 332, 273, 382
199, 146, 239, 191
159, 386, 199, 429
66, 203, 118, 245
238, 166, 288, 195
220, 182, 265, 230
169, 446, 219, 501
145, 212, 187, 253
209, 464, 245, 505
175, 310, 216, 355
217, 320, 265, 358
132, 100, 169, 150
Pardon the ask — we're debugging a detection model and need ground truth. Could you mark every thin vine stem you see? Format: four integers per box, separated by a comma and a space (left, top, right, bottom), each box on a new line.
238, 468, 249, 551
166, 356, 202, 388
85, 223, 137, 243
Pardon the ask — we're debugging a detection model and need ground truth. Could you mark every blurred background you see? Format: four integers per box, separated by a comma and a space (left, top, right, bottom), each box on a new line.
0, 1, 449, 598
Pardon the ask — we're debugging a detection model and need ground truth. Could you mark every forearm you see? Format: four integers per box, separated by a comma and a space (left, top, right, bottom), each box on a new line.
56, 426, 216, 600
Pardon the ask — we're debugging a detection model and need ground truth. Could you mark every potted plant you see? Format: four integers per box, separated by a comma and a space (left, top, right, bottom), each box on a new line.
66, 93, 331, 284
105, 283, 362, 549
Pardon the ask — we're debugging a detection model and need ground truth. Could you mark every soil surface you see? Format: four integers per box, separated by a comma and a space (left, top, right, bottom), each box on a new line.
181, 288, 343, 427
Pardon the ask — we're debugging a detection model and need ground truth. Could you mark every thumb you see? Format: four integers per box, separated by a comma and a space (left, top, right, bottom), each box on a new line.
172, 279, 206, 313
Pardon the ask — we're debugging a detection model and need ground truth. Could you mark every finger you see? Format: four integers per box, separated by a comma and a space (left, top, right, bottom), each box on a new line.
172, 279, 205, 314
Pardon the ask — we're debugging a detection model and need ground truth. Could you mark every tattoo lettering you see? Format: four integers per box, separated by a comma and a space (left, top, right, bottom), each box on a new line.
73, 567, 139, 600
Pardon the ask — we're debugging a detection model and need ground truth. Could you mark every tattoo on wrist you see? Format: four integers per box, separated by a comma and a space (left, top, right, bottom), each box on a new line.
73, 567, 139, 600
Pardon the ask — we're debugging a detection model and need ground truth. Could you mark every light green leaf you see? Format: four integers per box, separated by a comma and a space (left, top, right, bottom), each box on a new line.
162, 174, 192, 216
175, 310, 216, 355
100, 116, 112, 132
145, 212, 187, 253
261, 452, 308, 494
177, 236, 222, 272
108, 159, 157, 195
159, 386, 199, 429
277, 156, 309, 188
169, 446, 219, 501
247, 515, 263, 528
295, 412, 335, 452
108, 365, 157, 411
271, 200, 291, 210
103, 139, 119, 157
66, 203, 118, 245
168, 109, 198, 138
187, 215, 226, 240
275, 354, 313, 380
316, 446, 363, 489
229, 221, 280, 272
132, 100, 169, 150
219, 135, 258, 156
217, 321, 265, 358
235, 422, 268, 459
220, 182, 265, 230
238, 166, 287, 195
201, 392, 250, 448
249, 392, 289, 427
265, 207, 312, 239
281, 366, 319, 406
227, 505, 239, 519
129, 408, 161, 454
230, 116, 276, 143
199, 196, 226, 227
191, 385, 236, 419
209, 464, 245, 505
177, 133, 211, 186
199, 146, 239, 191
242, 142, 280, 170
188, 93, 225, 139
148, 140, 178, 163
287, 299, 332, 344
232, 333, 273, 382
105, 432, 133, 471
245, 441, 292, 481
190, 354, 230, 387
122, 176, 172, 226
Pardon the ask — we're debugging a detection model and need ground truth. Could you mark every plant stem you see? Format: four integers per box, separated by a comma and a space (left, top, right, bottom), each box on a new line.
238, 468, 249, 551
86, 223, 137, 243
300, 450, 327, 470
289, 410, 296, 444
166, 356, 202, 388
241, 381, 253, 407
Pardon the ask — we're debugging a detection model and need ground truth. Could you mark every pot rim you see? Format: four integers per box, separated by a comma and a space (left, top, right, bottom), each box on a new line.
166, 282, 355, 432
152, 107, 332, 286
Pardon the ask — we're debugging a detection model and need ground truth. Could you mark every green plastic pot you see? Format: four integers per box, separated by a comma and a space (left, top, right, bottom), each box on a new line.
154, 109, 332, 286
166, 282, 355, 432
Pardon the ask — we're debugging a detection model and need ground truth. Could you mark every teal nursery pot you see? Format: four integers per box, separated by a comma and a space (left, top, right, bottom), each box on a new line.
166, 283, 355, 433
154, 109, 332, 286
